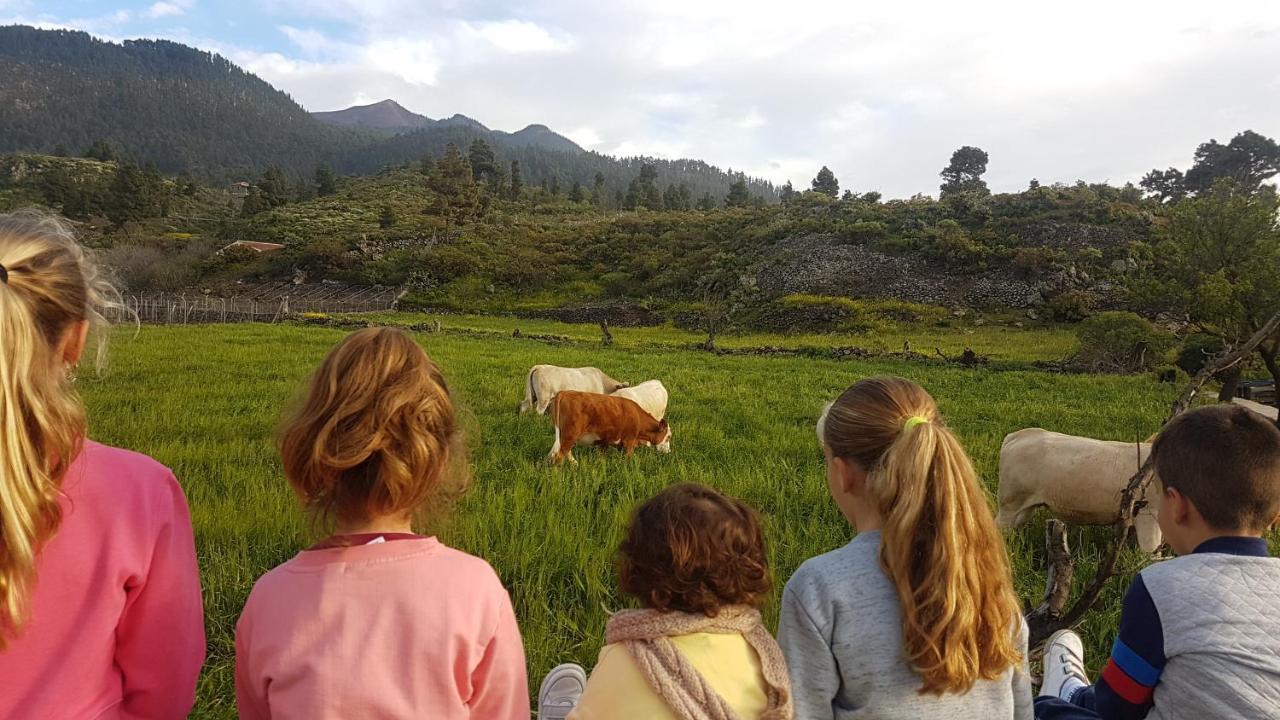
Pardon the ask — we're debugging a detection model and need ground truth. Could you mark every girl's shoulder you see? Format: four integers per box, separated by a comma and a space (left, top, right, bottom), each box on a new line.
786, 532, 883, 595
77, 439, 176, 479
65, 439, 185, 511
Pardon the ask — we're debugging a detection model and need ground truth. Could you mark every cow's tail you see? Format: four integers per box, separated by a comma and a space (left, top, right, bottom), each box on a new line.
520, 367, 537, 413
550, 391, 561, 427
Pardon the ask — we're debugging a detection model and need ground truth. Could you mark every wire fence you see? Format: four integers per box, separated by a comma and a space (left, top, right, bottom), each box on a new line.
118, 291, 403, 325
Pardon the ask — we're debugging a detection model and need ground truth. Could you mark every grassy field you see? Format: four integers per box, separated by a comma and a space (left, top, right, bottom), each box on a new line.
344, 311, 1081, 366
73, 321, 1268, 718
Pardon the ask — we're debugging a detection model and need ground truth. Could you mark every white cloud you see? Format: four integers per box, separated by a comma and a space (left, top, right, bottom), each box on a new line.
146, 0, 193, 19
461, 19, 570, 54
737, 109, 766, 130
363, 38, 440, 85
566, 126, 603, 148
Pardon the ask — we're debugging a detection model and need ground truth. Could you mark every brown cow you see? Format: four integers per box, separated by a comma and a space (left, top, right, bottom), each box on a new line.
548, 390, 672, 465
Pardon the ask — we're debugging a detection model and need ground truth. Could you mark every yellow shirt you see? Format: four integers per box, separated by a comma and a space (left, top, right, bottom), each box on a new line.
568, 632, 769, 720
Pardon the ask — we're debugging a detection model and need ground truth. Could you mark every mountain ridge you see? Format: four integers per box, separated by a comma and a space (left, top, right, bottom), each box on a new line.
0, 24, 776, 200
312, 99, 584, 155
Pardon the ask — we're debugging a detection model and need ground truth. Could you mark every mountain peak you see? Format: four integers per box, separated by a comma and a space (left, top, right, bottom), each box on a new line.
313, 99, 432, 130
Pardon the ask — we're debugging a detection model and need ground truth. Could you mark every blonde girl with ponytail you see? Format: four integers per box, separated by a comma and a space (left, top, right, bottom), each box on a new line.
778, 376, 1032, 720
0, 210, 205, 718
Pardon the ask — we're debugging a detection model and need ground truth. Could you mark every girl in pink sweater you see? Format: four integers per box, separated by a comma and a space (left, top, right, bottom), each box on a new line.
235, 327, 529, 719
0, 210, 205, 719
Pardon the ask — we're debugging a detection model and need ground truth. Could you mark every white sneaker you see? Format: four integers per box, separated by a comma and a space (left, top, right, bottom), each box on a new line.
538, 663, 587, 719
1041, 629, 1090, 701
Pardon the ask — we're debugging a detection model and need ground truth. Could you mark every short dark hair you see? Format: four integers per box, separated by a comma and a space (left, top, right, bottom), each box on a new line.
617, 483, 771, 616
1153, 405, 1280, 532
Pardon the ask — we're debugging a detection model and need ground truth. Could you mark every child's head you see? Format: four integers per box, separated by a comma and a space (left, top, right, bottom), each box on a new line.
617, 482, 770, 617
1153, 404, 1280, 553
277, 327, 464, 530
818, 376, 1021, 695
0, 210, 119, 646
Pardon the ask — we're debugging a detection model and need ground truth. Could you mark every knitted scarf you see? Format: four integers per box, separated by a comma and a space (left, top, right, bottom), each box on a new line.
605, 605, 793, 720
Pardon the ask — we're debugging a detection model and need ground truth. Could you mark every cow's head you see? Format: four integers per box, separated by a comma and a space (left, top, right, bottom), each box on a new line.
608, 379, 630, 392
655, 419, 672, 453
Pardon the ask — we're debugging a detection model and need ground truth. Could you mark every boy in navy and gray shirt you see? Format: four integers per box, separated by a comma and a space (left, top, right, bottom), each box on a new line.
1035, 404, 1280, 720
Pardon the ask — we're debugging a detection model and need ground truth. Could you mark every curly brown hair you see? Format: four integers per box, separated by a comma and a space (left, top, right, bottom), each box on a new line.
617, 483, 771, 616
277, 327, 467, 527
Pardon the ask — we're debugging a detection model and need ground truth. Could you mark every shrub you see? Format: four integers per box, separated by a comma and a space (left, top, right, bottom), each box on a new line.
1045, 290, 1096, 322
1071, 311, 1174, 374
1176, 333, 1225, 375
1012, 247, 1056, 279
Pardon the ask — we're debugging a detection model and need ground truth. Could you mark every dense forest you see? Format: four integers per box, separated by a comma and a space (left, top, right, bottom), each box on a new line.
0, 26, 777, 202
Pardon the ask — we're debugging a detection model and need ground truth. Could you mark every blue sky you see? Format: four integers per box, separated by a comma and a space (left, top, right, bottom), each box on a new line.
6, 0, 1280, 198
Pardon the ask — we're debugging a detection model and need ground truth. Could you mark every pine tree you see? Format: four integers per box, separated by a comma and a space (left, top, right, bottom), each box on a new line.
509, 160, 523, 200
83, 140, 118, 163
467, 138, 498, 190
240, 188, 270, 217
569, 181, 584, 203
696, 192, 716, 211
591, 172, 606, 206
549, 175, 560, 196
425, 143, 483, 237
314, 161, 337, 196
725, 179, 750, 208
420, 155, 435, 176
259, 166, 290, 208
105, 162, 152, 227
378, 204, 396, 229
780, 180, 797, 204
939, 146, 990, 197
811, 166, 839, 197
637, 164, 662, 209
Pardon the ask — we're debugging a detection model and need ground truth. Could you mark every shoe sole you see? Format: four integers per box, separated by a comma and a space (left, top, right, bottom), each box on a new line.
538, 663, 587, 716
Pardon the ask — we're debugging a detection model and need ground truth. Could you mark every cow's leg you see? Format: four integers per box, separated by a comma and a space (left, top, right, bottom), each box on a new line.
548, 426, 570, 465
536, 393, 553, 416
622, 440, 638, 457
1134, 510, 1164, 553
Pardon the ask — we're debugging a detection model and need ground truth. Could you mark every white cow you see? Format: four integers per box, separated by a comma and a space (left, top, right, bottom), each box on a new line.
610, 380, 669, 421
997, 428, 1163, 553
520, 365, 628, 415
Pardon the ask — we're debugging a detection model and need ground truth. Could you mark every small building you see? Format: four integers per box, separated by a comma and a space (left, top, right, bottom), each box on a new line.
228, 181, 252, 197
218, 240, 285, 256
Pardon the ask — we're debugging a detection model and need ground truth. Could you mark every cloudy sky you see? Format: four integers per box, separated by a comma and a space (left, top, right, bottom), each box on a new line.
7, 0, 1280, 197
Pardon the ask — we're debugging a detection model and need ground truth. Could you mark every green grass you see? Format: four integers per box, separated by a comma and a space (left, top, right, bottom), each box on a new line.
343, 311, 1081, 366
74, 322, 1271, 718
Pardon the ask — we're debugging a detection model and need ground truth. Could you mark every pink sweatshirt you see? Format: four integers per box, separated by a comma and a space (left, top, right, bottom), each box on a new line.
0, 440, 206, 719
235, 536, 529, 720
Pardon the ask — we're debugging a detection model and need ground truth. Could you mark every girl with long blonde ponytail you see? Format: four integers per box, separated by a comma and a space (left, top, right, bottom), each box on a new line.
0, 210, 205, 718
778, 376, 1033, 719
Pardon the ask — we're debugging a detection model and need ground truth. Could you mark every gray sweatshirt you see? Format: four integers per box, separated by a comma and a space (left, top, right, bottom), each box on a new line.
777, 531, 1034, 720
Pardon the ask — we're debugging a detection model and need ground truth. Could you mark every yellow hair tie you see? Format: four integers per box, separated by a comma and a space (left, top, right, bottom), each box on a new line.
903, 416, 929, 432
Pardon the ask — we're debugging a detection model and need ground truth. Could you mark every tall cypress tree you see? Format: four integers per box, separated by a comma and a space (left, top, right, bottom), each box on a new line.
509, 160, 523, 200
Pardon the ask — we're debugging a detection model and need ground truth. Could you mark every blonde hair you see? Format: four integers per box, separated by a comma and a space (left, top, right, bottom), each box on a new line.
819, 376, 1021, 695
0, 210, 120, 647
277, 327, 467, 527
